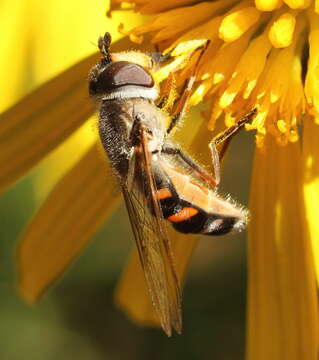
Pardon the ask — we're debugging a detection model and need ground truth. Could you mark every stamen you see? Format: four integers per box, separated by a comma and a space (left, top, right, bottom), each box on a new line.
268, 12, 296, 47
255, 0, 283, 11
219, 7, 261, 42
305, 9, 319, 116
283, 0, 311, 9
277, 119, 288, 132
219, 32, 272, 108
190, 80, 212, 106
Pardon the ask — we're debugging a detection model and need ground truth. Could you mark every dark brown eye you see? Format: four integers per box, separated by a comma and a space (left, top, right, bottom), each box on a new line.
92, 61, 154, 94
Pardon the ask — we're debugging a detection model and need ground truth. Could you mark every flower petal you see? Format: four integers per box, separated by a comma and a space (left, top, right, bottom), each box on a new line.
0, 0, 29, 111
0, 36, 148, 194
129, 0, 236, 44
305, 9, 319, 117
0, 52, 99, 193
128, 0, 198, 14
18, 143, 120, 302
247, 135, 318, 360
114, 231, 198, 328
303, 119, 319, 286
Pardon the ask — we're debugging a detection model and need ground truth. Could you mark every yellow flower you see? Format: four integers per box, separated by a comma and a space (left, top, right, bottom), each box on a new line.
111, 0, 319, 358
1, 0, 319, 358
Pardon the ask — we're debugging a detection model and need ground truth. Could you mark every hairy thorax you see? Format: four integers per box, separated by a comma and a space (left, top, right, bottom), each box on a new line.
99, 98, 168, 178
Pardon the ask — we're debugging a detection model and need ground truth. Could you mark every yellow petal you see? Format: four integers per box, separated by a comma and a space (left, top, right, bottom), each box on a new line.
219, 32, 272, 107
0, 36, 145, 194
130, 1, 233, 44
203, 29, 253, 89
134, 0, 197, 14
247, 135, 318, 360
33, 119, 98, 201
305, 10, 319, 116
303, 119, 319, 286
0, 0, 29, 110
31, 0, 123, 84
114, 230, 198, 328
18, 143, 121, 302
0, 52, 98, 193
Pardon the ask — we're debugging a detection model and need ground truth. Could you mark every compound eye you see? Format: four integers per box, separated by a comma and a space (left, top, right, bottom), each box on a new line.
97, 61, 154, 92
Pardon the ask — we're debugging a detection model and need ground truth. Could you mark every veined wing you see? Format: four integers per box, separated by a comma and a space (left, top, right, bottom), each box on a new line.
121, 123, 182, 336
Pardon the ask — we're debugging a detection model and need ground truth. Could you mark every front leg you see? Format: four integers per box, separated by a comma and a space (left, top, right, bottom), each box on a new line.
166, 41, 210, 134
209, 108, 257, 163
167, 76, 196, 134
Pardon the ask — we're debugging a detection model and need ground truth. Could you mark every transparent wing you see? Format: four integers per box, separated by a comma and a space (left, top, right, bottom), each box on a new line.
121, 124, 182, 336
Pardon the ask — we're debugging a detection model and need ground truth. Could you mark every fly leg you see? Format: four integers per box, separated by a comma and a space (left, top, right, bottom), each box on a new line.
163, 109, 257, 188
166, 76, 196, 134
208, 108, 257, 184
212, 109, 257, 148
166, 41, 210, 134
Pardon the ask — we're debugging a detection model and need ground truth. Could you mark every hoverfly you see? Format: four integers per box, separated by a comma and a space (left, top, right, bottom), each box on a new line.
89, 33, 256, 336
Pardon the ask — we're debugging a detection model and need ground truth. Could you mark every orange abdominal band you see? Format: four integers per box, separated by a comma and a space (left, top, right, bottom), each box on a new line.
168, 207, 199, 222
156, 188, 172, 200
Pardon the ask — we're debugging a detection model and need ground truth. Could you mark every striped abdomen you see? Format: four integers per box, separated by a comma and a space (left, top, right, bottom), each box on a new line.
155, 164, 247, 236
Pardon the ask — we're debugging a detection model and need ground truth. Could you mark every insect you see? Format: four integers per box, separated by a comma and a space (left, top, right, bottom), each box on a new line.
89, 32, 256, 336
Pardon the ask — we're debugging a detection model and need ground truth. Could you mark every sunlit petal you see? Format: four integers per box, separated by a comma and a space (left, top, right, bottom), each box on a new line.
31, 0, 140, 83
0, 0, 29, 110
247, 135, 318, 360
0, 36, 148, 194
28, 0, 140, 199
18, 143, 120, 302
303, 119, 319, 286
33, 119, 98, 201
0, 53, 98, 193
